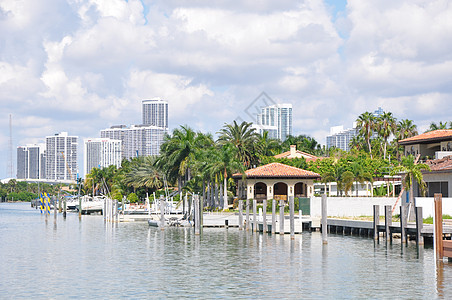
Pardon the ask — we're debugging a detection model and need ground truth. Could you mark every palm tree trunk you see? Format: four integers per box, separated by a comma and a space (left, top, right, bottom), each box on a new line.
207, 180, 211, 209
220, 183, 223, 210
202, 180, 206, 209
214, 183, 219, 209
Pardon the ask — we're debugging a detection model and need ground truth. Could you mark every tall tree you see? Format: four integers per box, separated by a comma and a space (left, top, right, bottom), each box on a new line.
356, 112, 376, 159
427, 121, 449, 132
391, 155, 430, 221
377, 112, 397, 160
217, 120, 259, 168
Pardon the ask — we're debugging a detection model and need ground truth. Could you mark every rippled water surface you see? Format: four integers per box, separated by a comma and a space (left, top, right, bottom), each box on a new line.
1, 202, 452, 299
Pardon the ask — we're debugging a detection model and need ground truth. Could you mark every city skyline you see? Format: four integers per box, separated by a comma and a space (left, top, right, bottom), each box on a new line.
1, 0, 452, 179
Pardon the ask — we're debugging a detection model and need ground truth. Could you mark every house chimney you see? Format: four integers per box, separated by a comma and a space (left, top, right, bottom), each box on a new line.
290, 145, 296, 157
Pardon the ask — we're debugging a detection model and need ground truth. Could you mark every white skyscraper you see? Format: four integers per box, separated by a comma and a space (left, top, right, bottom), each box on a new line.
45, 132, 78, 182
84, 138, 122, 177
101, 125, 167, 160
254, 103, 292, 141
326, 123, 358, 151
142, 99, 168, 129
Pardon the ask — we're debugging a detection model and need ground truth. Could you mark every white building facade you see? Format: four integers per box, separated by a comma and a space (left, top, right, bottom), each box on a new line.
45, 132, 78, 182
326, 124, 358, 151
142, 99, 168, 129
84, 138, 122, 177
101, 125, 167, 160
254, 103, 292, 141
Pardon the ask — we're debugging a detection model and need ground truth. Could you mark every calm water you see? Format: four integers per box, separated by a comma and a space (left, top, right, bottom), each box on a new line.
1, 202, 451, 299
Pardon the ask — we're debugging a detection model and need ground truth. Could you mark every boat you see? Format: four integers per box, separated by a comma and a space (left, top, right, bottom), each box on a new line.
75, 195, 105, 215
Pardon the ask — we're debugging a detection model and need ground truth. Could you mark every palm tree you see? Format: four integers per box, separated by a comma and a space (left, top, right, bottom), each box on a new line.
356, 112, 376, 158
257, 131, 281, 157
391, 155, 430, 221
207, 144, 244, 210
158, 126, 214, 191
377, 112, 397, 160
123, 156, 162, 193
341, 171, 355, 196
427, 121, 449, 132
217, 120, 259, 168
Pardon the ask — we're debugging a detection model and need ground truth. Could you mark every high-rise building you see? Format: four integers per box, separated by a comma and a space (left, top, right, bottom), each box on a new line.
45, 132, 78, 182
16, 144, 45, 179
326, 124, 358, 151
84, 138, 122, 177
101, 125, 167, 160
142, 99, 168, 129
254, 103, 292, 141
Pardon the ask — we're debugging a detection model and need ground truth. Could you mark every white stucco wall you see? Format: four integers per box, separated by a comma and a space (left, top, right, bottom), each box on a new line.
414, 197, 452, 217
310, 197, 399, 218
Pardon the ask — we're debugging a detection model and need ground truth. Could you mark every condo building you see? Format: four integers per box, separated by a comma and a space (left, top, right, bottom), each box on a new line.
326, 124, 358, 152
16, 144, 46, 180
254, 103, 292, 141
45, 132, 78, 182
142, 99, 168, 129
84, 138, 122, 177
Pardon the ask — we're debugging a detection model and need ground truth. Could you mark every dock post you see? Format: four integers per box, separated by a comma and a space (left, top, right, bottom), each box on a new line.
434, 193, 443, 260
321, 194, 327, 244
400, 205, 406, 244
415, 206, 424, 246
200, 193, 204, 227
58, 195, 62, 213
289, 196, 294, 239
272, 199, 276, 234
246, 199, 250, 231
384, 205, 392, 242
263, 199, 267, 233
373, 205, 380, 241
79, 195, 82, 218
253, 199, 257, 232
194, 195, 200, 235
279, 200, 285, 235
160, 198, 165, 230
63, 198, 67, 218
239, 200, 243, 230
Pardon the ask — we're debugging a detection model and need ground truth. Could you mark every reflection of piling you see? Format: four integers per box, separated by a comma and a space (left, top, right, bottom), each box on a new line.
279, 200, 284, 235
272, 199, 276, 234
289, 196, 295, 239
263, 200, 267, 234
238, 200, 243, 230
321, 194, 327, 244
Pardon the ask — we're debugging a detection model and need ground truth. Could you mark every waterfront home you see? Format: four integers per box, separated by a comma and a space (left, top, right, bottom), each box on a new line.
233, 162, 320, 201
399, 129, 452, 159
274, 145, 320, 162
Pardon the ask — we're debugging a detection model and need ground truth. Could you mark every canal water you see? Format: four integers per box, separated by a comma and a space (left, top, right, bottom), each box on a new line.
1, 202, 451, 299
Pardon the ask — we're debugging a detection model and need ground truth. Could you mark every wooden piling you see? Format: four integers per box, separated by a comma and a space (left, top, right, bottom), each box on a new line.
263, 199, 267, 233
194, 195, 200, 235
272, 199, 276, 234
246, 199, 250, 231
434, 193, 443, 260
289, 196, 294, 239
63, 198, 67, 218
160, 198, 165, 230
400, 205, 406, 244
253, 199, 257, 232
373, 205, 379, 241
385, 205, 392, 242
279, 200, 284, 235
238, 200, 243, 230
321, 194, 327, 244
415, 206, 424, 245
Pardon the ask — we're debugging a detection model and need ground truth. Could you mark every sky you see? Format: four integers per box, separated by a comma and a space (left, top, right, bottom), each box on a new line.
1, 0, 452, 179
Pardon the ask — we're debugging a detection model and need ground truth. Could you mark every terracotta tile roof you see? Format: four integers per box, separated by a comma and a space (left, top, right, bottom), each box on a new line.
233, 162, 321, 179
399, 130, 452, 145
426, 155, 452, 172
